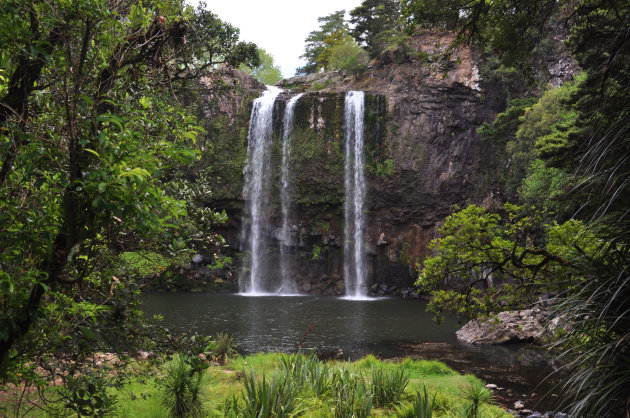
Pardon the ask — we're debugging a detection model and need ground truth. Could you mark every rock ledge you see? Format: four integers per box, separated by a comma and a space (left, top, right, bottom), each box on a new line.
456, 308, 550, 344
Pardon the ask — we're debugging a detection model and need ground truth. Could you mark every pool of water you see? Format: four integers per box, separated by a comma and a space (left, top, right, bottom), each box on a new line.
142, 292, 459, 355
142, 292, 561, 411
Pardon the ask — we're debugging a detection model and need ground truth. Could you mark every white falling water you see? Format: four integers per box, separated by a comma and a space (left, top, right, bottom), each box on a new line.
279, 93, 303, 294
343, 91, 368, 299
241, 86, 283, 294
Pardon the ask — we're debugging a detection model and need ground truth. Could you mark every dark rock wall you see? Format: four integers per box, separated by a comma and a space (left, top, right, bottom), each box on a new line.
199, 33, 515, 295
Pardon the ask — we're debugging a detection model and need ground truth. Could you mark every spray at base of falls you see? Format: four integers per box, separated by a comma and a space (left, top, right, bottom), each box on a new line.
343, 91, 368, 299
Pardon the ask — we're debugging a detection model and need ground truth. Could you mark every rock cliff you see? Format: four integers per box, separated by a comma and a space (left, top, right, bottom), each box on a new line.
196, 31, 568, 295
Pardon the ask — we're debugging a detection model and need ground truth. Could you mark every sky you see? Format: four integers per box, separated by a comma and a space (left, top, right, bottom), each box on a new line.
189, 0, 363, 78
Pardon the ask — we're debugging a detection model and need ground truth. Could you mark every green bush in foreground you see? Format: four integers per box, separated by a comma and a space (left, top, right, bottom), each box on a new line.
396, 385, 435, 418
280, 352, 332, 396
160, 355, 209, 417
460, 380, 495, 418
332, 366, 373, 418
372, 365, 410, 407
228, 368, 300, 418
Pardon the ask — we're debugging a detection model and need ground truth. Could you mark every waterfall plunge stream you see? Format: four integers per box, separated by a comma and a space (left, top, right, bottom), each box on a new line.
241, 88, 369, 298
241, 86, 283, 294
343, 91, 368, 299
279, 93, 303, 294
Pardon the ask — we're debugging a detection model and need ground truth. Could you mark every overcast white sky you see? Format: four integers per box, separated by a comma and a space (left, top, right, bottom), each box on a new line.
190, 0, 363, 78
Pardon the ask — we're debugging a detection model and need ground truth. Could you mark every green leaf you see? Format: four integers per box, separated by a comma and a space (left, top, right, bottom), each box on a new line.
85, 148, 100, 158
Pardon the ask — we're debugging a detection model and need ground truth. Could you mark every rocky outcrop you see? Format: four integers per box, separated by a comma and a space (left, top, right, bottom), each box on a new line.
456, 308, 553, 344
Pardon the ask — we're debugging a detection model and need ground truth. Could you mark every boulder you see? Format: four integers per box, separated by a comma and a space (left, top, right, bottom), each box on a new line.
456, 309, 548, 344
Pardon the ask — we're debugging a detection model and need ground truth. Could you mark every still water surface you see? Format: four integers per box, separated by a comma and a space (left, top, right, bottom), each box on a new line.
142, 292, 458, 354
142, 292, 559, 410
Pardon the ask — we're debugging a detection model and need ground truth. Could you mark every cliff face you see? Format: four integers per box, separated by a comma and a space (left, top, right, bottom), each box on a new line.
198, 33, 520, 295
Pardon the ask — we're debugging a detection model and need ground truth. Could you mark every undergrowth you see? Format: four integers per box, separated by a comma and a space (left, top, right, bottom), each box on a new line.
1, 352, 510, 417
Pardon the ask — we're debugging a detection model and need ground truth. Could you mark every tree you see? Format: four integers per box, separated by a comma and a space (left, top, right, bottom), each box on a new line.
0, 0, 256, 381
513, 76, 581, 168
401, 0, 562, 77
417, 204, 592, 322
180, 2, 259, 74
518, 159, 575, 221
349, 0, 401, 57
240, 48, 283, 85
297, 10, 349, 75
413, 0, 630, 413
328, 37, 370, 78
549, 2, 630, 415
316, 31, 350, 71
400, 0, 466, 31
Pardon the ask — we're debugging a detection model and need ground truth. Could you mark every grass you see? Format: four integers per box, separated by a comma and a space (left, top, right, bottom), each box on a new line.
114, 353, 510, 417
1, 353, 512, 417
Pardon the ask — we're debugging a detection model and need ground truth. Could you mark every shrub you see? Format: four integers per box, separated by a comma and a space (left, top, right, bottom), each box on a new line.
395, 385, 435, 418
209, 332, 234, 364
231, 368, 300, 418
371, 365, 410, 407
159, 354, 208, 417
328, 39, 369, 79
332, 367, 373, 418
60, 370, 118, 417
280, 353, 331, 396
460, 380, 495, 418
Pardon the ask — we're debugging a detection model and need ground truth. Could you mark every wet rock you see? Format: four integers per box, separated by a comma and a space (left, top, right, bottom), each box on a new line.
302, 283, 312, 292
485, 384, 497, 390
514, 401, 525, 410
377, 233, 390, 246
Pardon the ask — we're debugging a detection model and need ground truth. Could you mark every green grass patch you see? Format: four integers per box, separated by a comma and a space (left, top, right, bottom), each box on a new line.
1, 353, 511, 417
110, 353, 511, 417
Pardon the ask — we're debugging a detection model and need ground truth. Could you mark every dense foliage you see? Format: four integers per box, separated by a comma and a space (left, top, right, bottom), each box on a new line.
0, 0, 257, 408
240, 48, 284, 85
327, 37, 370, 78
411, 0, 630, 415
417, 204, 596, 321
296, 10, 349, 75
349, 0, 401, 57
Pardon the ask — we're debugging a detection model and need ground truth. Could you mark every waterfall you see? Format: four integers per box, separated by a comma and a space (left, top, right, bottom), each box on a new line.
241, 86, 283, 294
279, 93, 303, 294
343, 91, 368, 299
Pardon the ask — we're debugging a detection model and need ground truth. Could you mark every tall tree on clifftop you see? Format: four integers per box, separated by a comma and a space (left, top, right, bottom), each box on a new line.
350, 0, 401, 57
240, 48, 284, 85
296, 10, 349, 75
